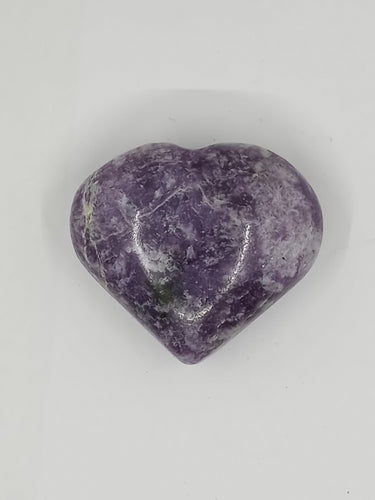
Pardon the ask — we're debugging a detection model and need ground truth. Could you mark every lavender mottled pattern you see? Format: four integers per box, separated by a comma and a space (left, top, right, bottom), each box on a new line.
70, 143, 323, 364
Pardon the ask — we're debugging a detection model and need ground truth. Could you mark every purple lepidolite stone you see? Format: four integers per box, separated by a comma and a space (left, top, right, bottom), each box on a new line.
70, 143, 323, 363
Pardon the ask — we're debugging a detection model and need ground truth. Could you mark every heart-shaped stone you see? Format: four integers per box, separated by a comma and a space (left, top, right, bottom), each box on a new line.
70, 143, 323, 363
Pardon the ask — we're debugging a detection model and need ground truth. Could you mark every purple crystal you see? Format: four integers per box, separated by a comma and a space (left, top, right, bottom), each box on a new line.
70, 143, 323, 363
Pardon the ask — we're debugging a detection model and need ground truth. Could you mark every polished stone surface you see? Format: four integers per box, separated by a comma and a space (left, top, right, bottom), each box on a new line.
70, 143, 323, 363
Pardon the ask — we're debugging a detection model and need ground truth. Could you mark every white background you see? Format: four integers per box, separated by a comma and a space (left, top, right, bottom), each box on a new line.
1, 1, 375, 499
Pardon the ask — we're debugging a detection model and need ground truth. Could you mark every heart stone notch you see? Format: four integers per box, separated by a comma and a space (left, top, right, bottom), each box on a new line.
70, 143, 323, 363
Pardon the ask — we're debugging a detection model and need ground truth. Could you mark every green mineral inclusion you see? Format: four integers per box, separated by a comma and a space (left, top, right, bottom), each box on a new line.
151, 280, 176, 305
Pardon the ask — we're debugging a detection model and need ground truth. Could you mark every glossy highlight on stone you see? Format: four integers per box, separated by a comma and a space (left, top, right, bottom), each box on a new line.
70, 143, 323, 364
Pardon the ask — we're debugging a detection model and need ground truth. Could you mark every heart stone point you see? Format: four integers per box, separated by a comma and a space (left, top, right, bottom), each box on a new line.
70, 143, 323, 363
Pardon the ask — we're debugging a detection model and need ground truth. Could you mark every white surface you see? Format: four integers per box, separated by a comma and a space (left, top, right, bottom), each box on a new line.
1, 1, 375, 499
